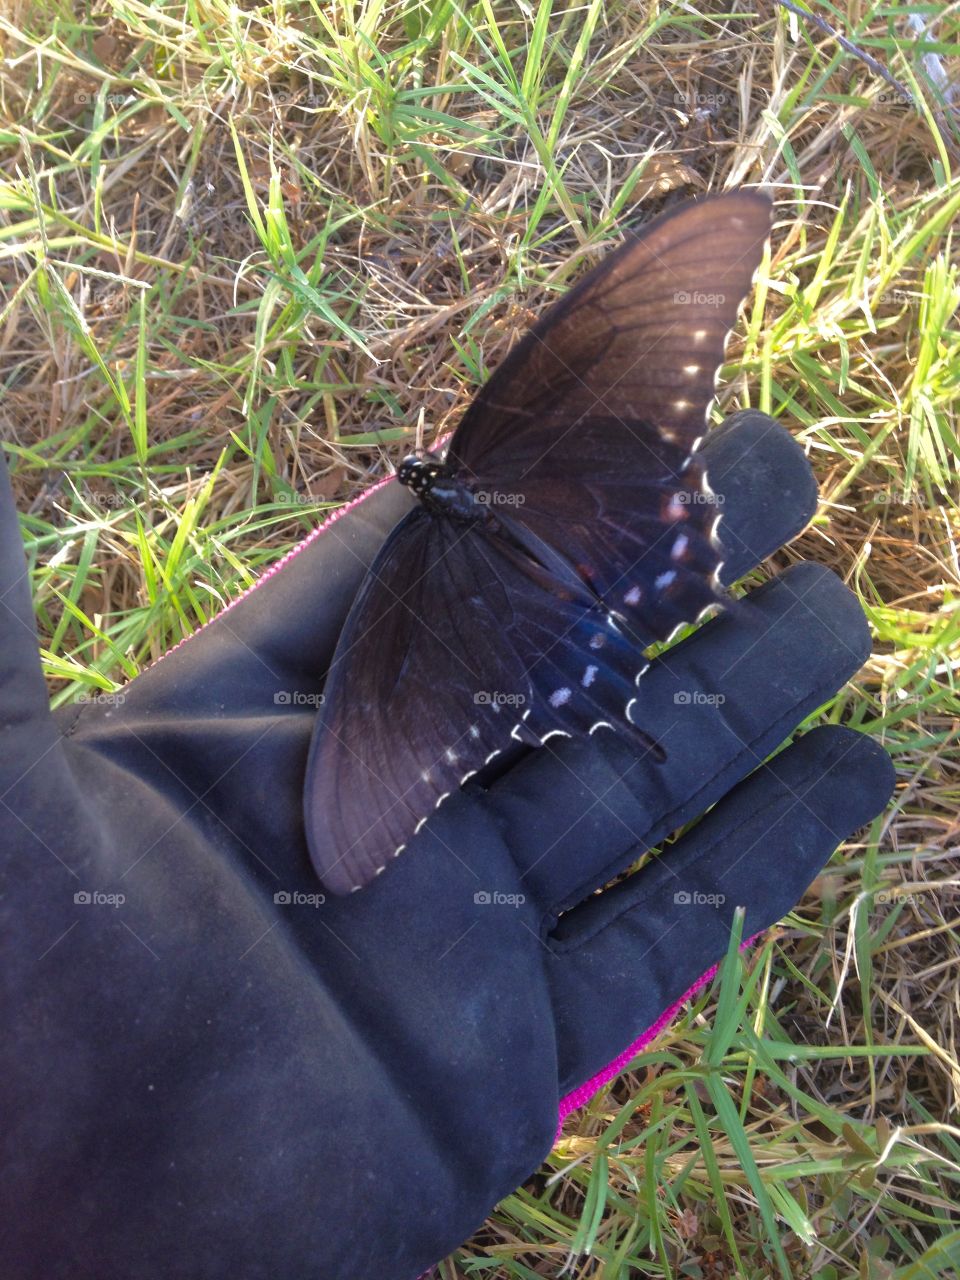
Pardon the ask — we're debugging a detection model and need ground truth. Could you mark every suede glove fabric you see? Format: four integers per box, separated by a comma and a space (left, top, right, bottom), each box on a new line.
0, 410, 895, 1279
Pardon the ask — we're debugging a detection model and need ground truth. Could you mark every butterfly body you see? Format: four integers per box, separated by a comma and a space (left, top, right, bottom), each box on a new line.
306, 191, 773, 895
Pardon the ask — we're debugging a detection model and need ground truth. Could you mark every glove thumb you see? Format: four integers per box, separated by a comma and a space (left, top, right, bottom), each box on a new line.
0, 448, 61, 784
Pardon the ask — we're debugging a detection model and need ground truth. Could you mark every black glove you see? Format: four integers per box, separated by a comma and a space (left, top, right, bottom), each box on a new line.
0, 411, 894, 1279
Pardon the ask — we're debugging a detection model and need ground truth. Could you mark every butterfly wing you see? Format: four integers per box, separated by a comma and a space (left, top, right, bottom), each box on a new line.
305, 511, 665, 895
305, 510, 528, 895
306, 191, 773, 893
448, 190, 772, 475
476, 417, 723, 647
449, 190, 772, 643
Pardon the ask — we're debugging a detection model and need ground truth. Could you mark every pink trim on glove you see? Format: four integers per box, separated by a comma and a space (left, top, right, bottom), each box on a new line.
146, 431, 455, 672
145, 472, 396, 670
555, 934, 761, 1138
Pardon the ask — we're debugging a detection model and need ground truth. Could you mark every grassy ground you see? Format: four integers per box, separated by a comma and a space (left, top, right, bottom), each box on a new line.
2, 0, 960, 1275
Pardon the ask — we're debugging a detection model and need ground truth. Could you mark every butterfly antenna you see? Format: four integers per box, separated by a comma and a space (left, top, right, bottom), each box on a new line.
414, 407, 426, 456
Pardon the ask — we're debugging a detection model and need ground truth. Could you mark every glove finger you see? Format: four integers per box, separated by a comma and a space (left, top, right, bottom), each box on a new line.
486, 562, 871, 914
547, 725, 895, 1095
0, 448, 59, 768
705, 409, 817, 585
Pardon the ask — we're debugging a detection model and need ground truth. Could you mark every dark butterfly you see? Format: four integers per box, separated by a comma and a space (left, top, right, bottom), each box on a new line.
305, 190, 773, 895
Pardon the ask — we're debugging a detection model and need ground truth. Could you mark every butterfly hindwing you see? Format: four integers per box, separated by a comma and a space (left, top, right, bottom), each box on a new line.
306, 515, 669, 895
472, 416, 723, 647
305, 512, 530, 895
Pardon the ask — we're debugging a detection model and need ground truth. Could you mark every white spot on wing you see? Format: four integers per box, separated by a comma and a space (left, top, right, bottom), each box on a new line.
582, 664, 598, 688
589, 632, 606, 650
549, 687, 572, 708
671, 533, 689, 560
624, 585, 642, 606
655, 570, 677, 591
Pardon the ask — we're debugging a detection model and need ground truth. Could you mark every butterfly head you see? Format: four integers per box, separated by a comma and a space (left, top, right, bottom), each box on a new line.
397, 454, 445, 495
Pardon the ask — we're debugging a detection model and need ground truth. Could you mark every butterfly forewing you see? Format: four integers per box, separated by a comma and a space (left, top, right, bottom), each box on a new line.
448, 190, 772, 475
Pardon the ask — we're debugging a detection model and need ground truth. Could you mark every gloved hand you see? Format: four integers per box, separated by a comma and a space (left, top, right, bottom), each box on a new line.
0, 411, 894, 1279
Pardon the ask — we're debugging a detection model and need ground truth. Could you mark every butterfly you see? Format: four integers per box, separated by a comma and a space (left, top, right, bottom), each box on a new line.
304, 190, 772, 895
